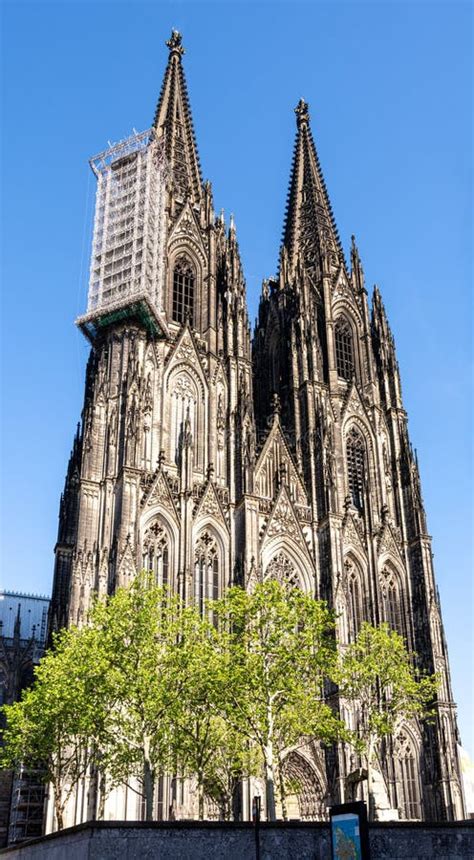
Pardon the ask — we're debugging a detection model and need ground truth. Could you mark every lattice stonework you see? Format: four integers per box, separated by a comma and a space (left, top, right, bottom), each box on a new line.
380, 566, 405, 640
194, 531, 219, 615
172, 255, 195, 324
345, 559, 364, 640
87, 130, 167, 316
335, 317, 354, 380
346, 426, 365, 511
142, 520, 170, 588
394, 732, 422, 820
265, 551, 300, 590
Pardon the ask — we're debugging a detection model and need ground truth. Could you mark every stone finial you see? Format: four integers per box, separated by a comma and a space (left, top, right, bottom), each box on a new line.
271, 392, 281, 416
295, 98, 310, 127
166, 29, 185, 56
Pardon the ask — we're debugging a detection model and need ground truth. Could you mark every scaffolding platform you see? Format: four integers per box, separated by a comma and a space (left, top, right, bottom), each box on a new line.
77, 128, 168, 342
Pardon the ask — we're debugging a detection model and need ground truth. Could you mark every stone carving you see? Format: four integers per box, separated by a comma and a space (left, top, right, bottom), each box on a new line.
266, 495, 299, 540
265, 551, 300, 589
143, 471, 179, 521
173, 373, 195, 400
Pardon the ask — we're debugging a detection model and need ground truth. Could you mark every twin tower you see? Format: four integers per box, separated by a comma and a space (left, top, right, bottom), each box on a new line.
49, 31, 464, 824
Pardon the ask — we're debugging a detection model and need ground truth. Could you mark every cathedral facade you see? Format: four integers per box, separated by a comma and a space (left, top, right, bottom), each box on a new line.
49, 31, 465, 825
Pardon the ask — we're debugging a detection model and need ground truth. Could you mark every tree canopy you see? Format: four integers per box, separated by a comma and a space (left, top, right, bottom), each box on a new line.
211, 580, 342, 820
0, 577, 438, 826
336, 621, 439, 819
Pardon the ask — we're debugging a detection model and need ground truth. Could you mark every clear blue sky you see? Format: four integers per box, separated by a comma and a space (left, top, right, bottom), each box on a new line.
1, 2, 472, 754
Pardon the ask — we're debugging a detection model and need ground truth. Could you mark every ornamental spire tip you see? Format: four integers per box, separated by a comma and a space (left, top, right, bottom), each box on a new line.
166, 29, 185, 56
295, 98, 309, 127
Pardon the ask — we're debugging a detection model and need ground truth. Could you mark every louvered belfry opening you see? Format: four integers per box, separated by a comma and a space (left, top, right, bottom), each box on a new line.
346, 426, 365, 511
335, 317, 354, 380
172, 255, 195, 324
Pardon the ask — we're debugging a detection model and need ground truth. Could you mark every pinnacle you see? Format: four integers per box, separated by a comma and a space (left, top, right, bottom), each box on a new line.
166, 29, 185, 56
295, 98, 310, 127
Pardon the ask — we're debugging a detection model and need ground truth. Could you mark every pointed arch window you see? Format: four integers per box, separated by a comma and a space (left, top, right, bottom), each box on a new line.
194, 531, 220, 617
346, 426, 366, 512
265, 551, 301, 591
395, 733, 422, 819
170, 373, 197, 466
172, 255, 195, 325
142, 520, 170, 589
346, 560, 364, 640
380, 567, 406, 641
335, 317, 354, 380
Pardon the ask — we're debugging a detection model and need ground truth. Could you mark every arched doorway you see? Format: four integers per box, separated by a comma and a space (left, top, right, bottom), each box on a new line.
281, 752, 326, 820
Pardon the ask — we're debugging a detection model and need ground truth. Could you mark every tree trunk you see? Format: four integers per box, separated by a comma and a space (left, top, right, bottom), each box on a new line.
367, 737, 375, 822
277, 759, 288, 821
143, 757, 155, 821
97, 768, 107, 820
197, 769, 205, 820
264, 742, 276, 821
54, 791, 64, 831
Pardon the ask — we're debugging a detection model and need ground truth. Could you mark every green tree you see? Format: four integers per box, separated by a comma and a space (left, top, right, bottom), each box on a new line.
200, 721, 261, 821
0, 624, 107, 830
169, 607, 260, 819
336, 622, 439, 819
212, 580, 342, 821
89, 575, 184, 821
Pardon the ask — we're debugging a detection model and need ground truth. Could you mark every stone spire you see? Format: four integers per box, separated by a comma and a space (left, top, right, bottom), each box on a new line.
282, 98, 343, 274
371, 285, 403, 409
153, 30, 203, 204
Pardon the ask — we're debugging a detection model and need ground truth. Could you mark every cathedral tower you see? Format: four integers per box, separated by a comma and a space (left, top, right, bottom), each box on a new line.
50, 30, 252, 640
253, 98, 464, 821
50, 33, 464, 825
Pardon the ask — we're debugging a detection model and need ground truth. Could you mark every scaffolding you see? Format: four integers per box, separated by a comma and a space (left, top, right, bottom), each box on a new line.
77, 129, 168, 340
8, 766, 45, 844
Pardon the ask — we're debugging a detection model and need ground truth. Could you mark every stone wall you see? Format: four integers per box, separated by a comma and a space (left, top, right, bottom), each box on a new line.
1, 820, 473, 859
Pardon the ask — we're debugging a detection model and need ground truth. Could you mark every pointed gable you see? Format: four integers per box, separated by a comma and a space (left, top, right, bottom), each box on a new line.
341, 378, 371, 425
342, 511, 368, 558
261, 485, 311, 559
194, 481, 229, 531
332, 267, 363, 318
168, 199, 207, 264
117, 539, 137, 583
377, 520, 404, 564
165, 323, 202, 368
254, 417, 308, 507
153, 30, 202, 205
141, 469, 179, 524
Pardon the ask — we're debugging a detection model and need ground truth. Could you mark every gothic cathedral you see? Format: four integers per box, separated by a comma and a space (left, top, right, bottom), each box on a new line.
49, 31, 465, 824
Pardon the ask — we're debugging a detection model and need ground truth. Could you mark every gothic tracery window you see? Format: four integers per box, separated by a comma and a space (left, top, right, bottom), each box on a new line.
395, 732, 422, 820
346, 560, 364, 640
171, 373, 197, 465
380, 566, 406, 641
172, 255, 195, 325
265, 551, 301, 590
335, 317, 354, 380
346, 426, 366, 511
142, 521, 170, 589
194, 531, 220, 616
